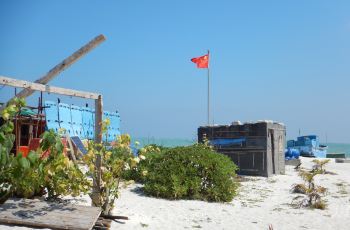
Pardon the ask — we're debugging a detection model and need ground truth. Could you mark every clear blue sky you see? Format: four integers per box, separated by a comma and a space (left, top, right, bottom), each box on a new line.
1, 0, 350, 143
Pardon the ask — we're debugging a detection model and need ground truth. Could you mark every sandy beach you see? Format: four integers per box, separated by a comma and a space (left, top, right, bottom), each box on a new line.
2, 1, 350, 229
2, 157, 349, 230
109, 157, 350, 230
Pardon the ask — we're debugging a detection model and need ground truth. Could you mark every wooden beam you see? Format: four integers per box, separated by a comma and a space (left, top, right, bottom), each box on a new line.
91, 95, 103, 207
0, 76, 100, 99
12, 34, 106, 100
94, 95, 103, 143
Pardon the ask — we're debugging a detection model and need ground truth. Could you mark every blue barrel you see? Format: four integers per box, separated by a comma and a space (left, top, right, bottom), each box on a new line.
291, 149, 300, 159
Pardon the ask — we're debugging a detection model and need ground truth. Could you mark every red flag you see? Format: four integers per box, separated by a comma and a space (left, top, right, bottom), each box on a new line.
191, 54, 209, 68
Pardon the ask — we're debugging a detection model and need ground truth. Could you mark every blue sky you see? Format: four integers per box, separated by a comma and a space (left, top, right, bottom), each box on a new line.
1, 1, 350, 143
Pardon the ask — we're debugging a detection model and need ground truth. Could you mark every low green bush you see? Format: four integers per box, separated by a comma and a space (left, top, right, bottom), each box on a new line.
0, 99, 89, 203
7, 151, 44, 198
40, 130, 90, 199
143, 144, 239, 202
122, 144, 164, 182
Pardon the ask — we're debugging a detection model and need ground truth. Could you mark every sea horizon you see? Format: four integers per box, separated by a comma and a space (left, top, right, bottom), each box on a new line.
134, 137, 350, 157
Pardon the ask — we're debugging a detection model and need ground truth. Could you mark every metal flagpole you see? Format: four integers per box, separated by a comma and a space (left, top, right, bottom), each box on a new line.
207, 50, 210, 126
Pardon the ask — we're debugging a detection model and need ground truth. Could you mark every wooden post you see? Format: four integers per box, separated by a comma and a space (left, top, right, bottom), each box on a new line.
94, 95, 103, 144
91, 95, 103, 207
10, 34, 106, 101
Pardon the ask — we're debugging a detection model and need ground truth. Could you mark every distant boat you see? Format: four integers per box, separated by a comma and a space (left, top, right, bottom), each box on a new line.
287, 135, 327, 158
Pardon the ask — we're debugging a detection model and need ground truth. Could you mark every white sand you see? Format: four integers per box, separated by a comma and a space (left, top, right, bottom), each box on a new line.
1, 157, 350, 230
111, 157, 350, 230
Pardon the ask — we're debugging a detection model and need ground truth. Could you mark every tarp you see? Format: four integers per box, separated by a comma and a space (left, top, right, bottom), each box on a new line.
210, 138, 246, 146
20, 107, 37, 116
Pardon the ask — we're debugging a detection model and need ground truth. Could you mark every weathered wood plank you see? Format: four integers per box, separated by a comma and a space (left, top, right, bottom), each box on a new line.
0, 76, 100, 99
0, 198, 101, 230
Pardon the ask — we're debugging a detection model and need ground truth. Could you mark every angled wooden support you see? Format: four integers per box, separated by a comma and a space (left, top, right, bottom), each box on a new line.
11, 34, 106, 101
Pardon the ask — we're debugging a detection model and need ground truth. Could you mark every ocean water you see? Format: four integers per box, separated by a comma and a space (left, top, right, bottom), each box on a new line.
323, 143, 350, 158
134, 138, 350, 158
134, 137, 195, 148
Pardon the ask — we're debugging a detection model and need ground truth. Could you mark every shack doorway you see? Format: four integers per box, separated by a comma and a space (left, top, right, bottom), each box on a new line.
269, 129, 276, 174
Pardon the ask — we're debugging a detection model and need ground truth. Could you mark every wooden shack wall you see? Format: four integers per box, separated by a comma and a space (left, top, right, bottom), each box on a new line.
266, 129, 273, 177
267, 123, 285, 175
198, 122, 286, 177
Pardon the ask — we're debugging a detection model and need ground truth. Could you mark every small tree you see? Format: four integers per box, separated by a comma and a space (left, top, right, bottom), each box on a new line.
291, 169, 327, 209
83, 124, 144, 215
312, 159, 330, 174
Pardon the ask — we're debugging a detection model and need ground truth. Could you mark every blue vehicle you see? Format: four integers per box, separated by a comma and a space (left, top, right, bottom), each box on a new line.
287, 135, 327, 158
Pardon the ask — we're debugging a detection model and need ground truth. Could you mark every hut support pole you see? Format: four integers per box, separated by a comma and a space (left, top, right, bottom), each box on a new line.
91, 95, 103, 207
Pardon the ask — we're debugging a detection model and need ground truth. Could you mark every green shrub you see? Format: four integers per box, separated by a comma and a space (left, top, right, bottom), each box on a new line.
0, 98, 28, 202
143, 144, 239, 202
8, 151, 44, 198
122, 144, 163, 182
40, 130, 90, 199
0, 99, 89, 203
0, 99, 43, 200
2, 129, 90, 201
